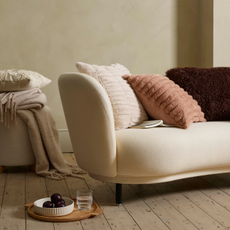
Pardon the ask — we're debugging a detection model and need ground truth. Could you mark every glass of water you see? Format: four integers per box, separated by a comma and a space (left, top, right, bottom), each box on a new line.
76, 190, 93, 211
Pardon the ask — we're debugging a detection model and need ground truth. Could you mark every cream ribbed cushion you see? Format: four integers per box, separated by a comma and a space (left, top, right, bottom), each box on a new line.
76, 62, 148, 130
0, 69, 51, 92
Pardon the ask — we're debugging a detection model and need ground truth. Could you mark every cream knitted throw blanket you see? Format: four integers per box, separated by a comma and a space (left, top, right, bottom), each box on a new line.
0, 88, 86, 180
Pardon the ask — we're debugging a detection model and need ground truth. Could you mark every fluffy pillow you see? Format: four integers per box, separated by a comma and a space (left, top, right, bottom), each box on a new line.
0, 69, 51, 92
166, 67, 230, 121
76, 62, 148, 130
123, 74, 206, 129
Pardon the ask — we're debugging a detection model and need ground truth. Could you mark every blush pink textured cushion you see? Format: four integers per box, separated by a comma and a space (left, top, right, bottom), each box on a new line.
123, 74, 206, 129
76, 62, 148, 130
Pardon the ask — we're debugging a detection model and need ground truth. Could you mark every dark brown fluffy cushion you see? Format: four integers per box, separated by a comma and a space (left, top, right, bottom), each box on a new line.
166, 67, 230, 121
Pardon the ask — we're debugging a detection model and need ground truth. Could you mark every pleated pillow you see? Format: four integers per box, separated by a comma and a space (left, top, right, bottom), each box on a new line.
0, 69, 51, 92
123, 74, 206, 129
76, 62, 148, 130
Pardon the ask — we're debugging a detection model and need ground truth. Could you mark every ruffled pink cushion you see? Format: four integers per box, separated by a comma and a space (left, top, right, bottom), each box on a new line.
123, 74, 206, 129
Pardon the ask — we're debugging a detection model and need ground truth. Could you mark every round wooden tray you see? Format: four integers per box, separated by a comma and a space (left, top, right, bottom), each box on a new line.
24, 198, 103, 222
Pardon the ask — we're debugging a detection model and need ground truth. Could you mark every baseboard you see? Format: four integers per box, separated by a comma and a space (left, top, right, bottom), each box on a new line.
58, 129, 73, 153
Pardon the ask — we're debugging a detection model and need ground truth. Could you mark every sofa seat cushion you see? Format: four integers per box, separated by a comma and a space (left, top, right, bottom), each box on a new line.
116, 121, 230, 177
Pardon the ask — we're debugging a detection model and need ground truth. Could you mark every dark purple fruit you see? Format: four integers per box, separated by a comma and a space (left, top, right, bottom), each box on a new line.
43, 201, 54, 208
60, 199, 65, 205
54, 201, 66, 207
51, 193, 62, 203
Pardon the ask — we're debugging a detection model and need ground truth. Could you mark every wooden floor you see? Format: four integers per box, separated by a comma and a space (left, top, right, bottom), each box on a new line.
1, 154, 230, 230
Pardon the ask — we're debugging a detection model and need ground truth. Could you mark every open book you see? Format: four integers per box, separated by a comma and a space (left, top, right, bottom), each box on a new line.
129, 120, 171, 129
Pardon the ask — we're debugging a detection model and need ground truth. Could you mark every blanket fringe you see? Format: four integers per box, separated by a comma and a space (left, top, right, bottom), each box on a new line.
40, 162, 87, 180
0, 102, 2, 122
66, 162, 87, 174
46, 172, 66, 180
0, 92, 16, 127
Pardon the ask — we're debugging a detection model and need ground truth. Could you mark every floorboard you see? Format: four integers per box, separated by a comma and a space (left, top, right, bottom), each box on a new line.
1, 154, 230, 230
153, 182, 225, 230
0, 167, 26, 230
25, 168, 54, 230
108, 183, 169, 230
130, 184, 197, 230
169, 179, 230, 228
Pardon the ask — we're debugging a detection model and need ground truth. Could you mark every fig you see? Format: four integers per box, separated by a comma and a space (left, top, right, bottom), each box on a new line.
51, 193, 62, 203
60, 199, 65, 205
54, 201, 66, 207
43, 201, 54, 208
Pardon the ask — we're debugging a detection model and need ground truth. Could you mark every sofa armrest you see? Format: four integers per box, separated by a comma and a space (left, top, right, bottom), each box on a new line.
58, 73, 117, 177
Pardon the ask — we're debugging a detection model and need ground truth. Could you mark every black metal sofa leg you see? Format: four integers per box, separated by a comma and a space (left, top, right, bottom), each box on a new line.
116, 183, 122, 205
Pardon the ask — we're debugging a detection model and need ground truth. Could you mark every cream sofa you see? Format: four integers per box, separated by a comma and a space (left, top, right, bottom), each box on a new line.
58, 72, 230, 204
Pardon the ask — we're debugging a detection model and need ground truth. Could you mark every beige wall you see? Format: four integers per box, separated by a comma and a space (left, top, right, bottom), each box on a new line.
0, 0, 213, 129
177, 0, 213, 68
213, 0, 230, 67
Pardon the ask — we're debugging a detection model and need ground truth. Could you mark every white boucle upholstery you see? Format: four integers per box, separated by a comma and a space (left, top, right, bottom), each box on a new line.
116, 122, 230, 177
59, 73, 117, 177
